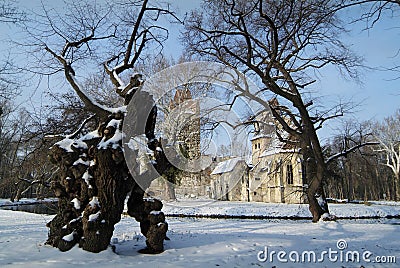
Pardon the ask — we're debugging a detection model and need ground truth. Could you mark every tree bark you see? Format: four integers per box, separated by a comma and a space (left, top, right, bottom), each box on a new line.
46, 107, 170, 253
395, 173, 400, 202
165, 181, 177, 201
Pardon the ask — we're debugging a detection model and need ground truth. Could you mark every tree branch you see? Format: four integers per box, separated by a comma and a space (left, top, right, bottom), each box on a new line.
45, 46, 111, 119
326, 142, 379, 165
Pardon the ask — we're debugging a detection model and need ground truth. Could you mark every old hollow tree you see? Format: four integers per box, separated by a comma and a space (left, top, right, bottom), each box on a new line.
27, 0, 179, 253
184, 0, 363, 222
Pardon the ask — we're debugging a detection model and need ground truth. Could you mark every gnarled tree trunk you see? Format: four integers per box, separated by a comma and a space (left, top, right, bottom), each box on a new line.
47, 104, 171, 253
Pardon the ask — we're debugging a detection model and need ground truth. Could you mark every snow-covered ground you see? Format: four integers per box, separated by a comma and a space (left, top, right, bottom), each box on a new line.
0, 200, 399, 267
163, 199, 400, 219
3, 197, 400, 219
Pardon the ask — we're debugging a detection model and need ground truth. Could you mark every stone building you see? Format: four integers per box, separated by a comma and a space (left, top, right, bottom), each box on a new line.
147, 88, 211, 199
249, 110, 306, 203
148, 90, 306, 203
168, 88, 201, 160
209, 109, 307, 204
209, 157, 249, 201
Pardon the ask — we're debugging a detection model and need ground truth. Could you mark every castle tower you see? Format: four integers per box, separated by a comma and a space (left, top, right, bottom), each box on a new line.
249, 101, 306, 204
145, 87, 208, 199
251, 111, 275, 165
168, 88, 201, 160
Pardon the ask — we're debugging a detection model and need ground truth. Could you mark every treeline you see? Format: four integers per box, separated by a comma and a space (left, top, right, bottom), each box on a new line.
0, 81, 118, 200
0, 55, 172, 201
324, 111, 400, 201
0, 94, 82, 200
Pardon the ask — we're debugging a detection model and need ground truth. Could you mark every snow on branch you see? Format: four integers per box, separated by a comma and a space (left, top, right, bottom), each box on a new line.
325, 142, 379, 165
46, 115, 96, 141
374, 135, 400, 174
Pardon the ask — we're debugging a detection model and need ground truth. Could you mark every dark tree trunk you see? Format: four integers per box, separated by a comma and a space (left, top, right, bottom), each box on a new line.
127, 194, 168, 254
46, 106, 170, 253
394, 174, 400, 201
165, 181, 176, 201
80, 145, 134, 252
299, 116, 331, 223
303, 150, 329, 222
46, 112, 134, 252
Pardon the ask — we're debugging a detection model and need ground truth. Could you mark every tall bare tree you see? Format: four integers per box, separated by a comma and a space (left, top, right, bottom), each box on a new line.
0, 0, 26, 198
22, 0, 181, 253
183, 0, 366, 221
324, 120, 388, 201
337, 0, 400, 198
373, 110, 400, 200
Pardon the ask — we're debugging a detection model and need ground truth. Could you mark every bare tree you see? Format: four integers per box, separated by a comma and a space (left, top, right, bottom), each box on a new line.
337, 0, 400, 77
373, 110, 400, 200
0, 0, 25, 99
324, 120, 387, 201
0, 0, 24, 23
22, 0, 181, 253
183, 0, 367, 221
338, 0, 400, 25
0, 63, 22, 200
0, 103, 20, 197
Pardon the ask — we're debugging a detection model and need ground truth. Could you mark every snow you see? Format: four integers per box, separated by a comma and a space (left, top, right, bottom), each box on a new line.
69, 217, 81, 224
71, 198, 81, 210
54, 138, 74, 152
88, 211, 101, 222
113, 70, 125, 89
72, 158, 89, 166
162, 199, 400, 219
250, 133, 273, 141
71, 140, 88, 150
89, 197, 100, 208
150, 211, 162, 215
0, 198, 57, 207
98, 128, 124, 150
81, 130, 101, 140
0, 209, 399, 267
317, 195, 327, 211
260, 145, 298, 157
320, 212, 337, 222
257, 131, 299, 158
107, 119, 121, 128
82, 170, 92, 186
62, 231, 76, 242
53, 129, 103, 155
210, 157, 245, 175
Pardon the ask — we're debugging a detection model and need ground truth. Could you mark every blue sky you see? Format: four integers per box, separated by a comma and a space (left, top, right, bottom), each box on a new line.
0, 0, 399, 142
314, 9, 400, 141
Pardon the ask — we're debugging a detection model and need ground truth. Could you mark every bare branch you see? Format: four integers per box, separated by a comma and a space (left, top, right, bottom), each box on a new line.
44, 46, 111, 118
326, 142, 379, 165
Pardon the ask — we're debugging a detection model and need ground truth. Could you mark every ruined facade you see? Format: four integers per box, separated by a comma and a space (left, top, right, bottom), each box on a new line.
147, 89, 211, 199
